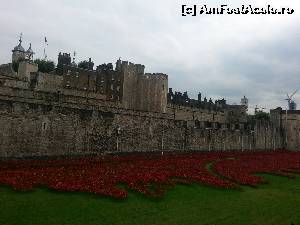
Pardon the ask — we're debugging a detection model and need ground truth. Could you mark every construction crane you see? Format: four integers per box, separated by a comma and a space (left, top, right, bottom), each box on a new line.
285, 88, 299, 110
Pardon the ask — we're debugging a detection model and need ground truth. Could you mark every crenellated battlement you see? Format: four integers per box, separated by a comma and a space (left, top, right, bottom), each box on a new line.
144, 73, 168, 80
120, 61, 145, 75
0, 38, 246, 119
0, 64, 16, 78
0, 38, 294, 158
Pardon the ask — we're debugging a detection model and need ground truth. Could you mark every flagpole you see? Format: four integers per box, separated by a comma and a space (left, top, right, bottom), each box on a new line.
44, 36, 48, 60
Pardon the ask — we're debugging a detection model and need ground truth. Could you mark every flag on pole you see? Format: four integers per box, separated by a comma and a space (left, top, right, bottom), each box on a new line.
44, 36, 48, 59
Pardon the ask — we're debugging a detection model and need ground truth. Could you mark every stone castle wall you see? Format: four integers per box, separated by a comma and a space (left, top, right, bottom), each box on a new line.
62, 65, 97, 92
136, 73, 168, 113
33, 72, 63, 92
0, 85, 283, 158
0, 64, 16, 79
119, 61, 142, 109
271, 108, 300, 150
0, 60, 295, 158
119, 61, 168, 113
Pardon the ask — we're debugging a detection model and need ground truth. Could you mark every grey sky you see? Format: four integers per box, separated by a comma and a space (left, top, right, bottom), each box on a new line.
0, 0, 299, 113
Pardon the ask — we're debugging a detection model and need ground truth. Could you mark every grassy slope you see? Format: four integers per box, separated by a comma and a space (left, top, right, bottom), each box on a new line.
0, 174, 299, 225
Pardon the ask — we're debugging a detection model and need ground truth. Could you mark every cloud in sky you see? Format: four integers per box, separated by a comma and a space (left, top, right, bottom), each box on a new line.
0, 0, 299, 113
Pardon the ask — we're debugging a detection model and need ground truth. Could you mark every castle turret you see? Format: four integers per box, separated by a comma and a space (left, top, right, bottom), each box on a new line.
25, 43, 34, 61
115, 58, 122, 72
241, 95, 248, 111
198, 92, 202, 103
58, 52, 71, 67
87, 58, 94, 71
12, 34, 26, 63
57, 52, 71, 75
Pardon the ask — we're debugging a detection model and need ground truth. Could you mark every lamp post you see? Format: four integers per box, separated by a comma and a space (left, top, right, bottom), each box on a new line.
241, 133, 244, 151
161, 130, 164, 151
285, 108, 288, 148
116, 126, 121, 151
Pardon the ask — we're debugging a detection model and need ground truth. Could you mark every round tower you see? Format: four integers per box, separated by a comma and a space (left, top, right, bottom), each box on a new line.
12, 34, 26, 63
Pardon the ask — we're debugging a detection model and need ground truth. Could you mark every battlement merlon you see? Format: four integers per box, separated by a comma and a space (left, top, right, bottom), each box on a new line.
119, 61, 145, 74
144, 73, 168, 80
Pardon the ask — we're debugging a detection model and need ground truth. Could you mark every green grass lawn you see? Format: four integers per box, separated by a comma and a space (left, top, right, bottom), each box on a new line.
0, 174, 300, 225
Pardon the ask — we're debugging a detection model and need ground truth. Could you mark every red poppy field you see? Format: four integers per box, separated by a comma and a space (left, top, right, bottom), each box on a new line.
0, 150, 300, 199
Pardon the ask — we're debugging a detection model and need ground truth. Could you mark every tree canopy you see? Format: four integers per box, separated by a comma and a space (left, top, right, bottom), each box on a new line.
78, 60, 90, 70
34, 59, 55, 73
253, 111, 270, 120
247, 111, 270, 125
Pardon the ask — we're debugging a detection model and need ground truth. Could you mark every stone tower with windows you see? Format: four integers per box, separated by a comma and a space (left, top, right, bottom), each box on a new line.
241, 95, 248, 111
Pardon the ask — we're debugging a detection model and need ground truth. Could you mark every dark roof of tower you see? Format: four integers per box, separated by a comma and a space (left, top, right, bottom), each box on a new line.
26, 43, 34, 54
12, 38, 25, 52
13, 43, 25, 52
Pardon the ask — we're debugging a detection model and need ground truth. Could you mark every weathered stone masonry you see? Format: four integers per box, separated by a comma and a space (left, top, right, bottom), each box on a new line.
0, 37, 294, 157
0, 86, 283, 157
